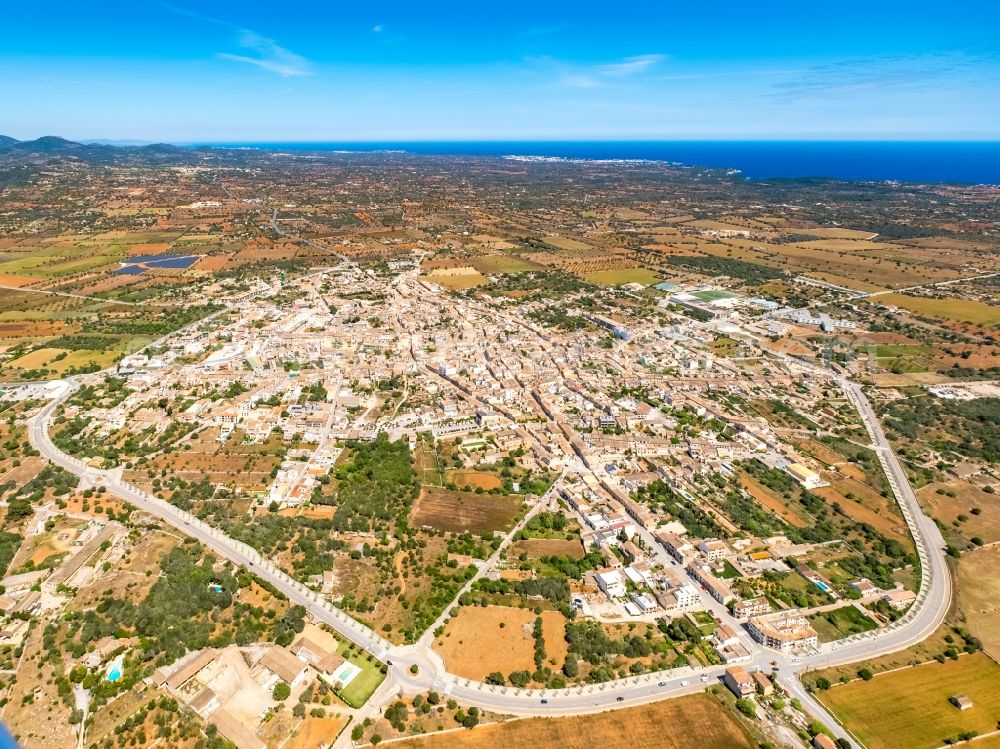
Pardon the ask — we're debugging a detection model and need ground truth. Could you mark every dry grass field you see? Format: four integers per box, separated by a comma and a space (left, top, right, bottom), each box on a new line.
410, 486, 523, 534
445, 469, 503, 490
542, 236, 594, 251
919, 481, 1000, 545
878, 293, 1000, 326
285, 715, 350, 749
433, 605, 568, 681
0, 274, 41, 287
956, 547, 1000, 660
819, 653, 1000, 749
70, 531, 179, 610
470, 255, 545, 274
393, 693, 753, 749
738, 472, 812, 527
510, 538, 585, 560
815, 479, 912, 548
426, 266, 489, 289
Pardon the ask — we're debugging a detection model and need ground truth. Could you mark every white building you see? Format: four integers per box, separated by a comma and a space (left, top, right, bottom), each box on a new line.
596, 569, 626, 599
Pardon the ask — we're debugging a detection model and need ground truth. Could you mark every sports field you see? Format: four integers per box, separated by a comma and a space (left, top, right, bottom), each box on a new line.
820, 653, 1000, 749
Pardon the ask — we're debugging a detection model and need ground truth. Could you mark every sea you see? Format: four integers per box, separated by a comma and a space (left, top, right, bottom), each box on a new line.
198, 141, 1000, 185
0, 725, 17, 749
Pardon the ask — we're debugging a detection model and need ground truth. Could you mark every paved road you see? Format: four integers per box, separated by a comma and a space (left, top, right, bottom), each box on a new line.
25, 373, 949, 745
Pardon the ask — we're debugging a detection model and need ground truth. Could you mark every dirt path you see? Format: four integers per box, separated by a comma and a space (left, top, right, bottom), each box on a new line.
373, 550, 408, 630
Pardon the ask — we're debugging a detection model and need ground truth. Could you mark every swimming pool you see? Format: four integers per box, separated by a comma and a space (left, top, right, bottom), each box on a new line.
813, 580, 832, 593
106, 655, 124, 682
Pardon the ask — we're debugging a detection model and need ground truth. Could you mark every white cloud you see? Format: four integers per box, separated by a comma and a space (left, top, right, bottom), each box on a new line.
218, 29, 311, 77
157, 2, 310, 77
373, 24, 383, 33
597, 54, 666, 78
544, 53, 666, 88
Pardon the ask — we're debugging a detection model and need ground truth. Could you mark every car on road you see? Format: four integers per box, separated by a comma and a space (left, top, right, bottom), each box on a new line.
616, 696, 624, 702
700, 674, 709, 682
540, 699, 548, 704
680, 680, 690, 686
658, 682, 667, 687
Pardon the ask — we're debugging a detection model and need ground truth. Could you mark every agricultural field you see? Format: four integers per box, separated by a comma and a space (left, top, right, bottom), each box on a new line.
738, 472, 812, 528
410, 486, 523, 534
285, 715, 350, 749
510, 538, 585, 560
433, 605, 568, 681
582, 268, 661, 286
393, 693, 754, 749
819, 654, 1000, 749
470, 255, 545, 274
124, 428, 284, 494
542, 236, 594, 252
876, 293, 1000, 326
445, 469, 504, 491
426, 266, 489, 289
956, 547, 1000, 660
918, 480, 1000, 546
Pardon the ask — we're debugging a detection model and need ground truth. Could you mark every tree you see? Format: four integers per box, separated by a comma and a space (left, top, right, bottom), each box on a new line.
272, 682, 291, 701
735, 698, 756, 718
858, 667, 873, 681
508, 670, 532, 688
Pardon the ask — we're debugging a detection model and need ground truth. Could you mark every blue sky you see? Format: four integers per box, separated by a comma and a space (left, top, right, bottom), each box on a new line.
2, 0, 999, 141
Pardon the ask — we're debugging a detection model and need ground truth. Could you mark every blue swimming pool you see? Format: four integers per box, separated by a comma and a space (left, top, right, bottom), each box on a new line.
106, 665, 122, 682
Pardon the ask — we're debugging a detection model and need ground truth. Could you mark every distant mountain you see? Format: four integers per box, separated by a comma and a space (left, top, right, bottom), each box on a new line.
17, 135, 84, 152
0, 135, 199, 165
80, 138, 153, 146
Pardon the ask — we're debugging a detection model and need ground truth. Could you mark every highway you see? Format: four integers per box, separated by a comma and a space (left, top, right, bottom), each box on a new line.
24, 369, 950, 746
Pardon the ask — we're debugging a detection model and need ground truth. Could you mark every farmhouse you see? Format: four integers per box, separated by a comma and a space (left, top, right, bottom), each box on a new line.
254, 645, 308, 689
950, 694, 973, 710
785, 463, 829, 490
882, 588, 917, 610
722, 666, 755, 698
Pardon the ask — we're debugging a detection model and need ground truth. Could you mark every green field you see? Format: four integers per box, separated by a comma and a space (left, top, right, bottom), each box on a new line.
808, 605, 878, 642
471, 255, 544, 274
335, 641, 386, 707
873, 344, 936, 357
820, 653, 1000, 749
582, 268, 661, 286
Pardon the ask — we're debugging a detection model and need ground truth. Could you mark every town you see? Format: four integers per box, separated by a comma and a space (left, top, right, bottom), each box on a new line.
0, 143, 997, 749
